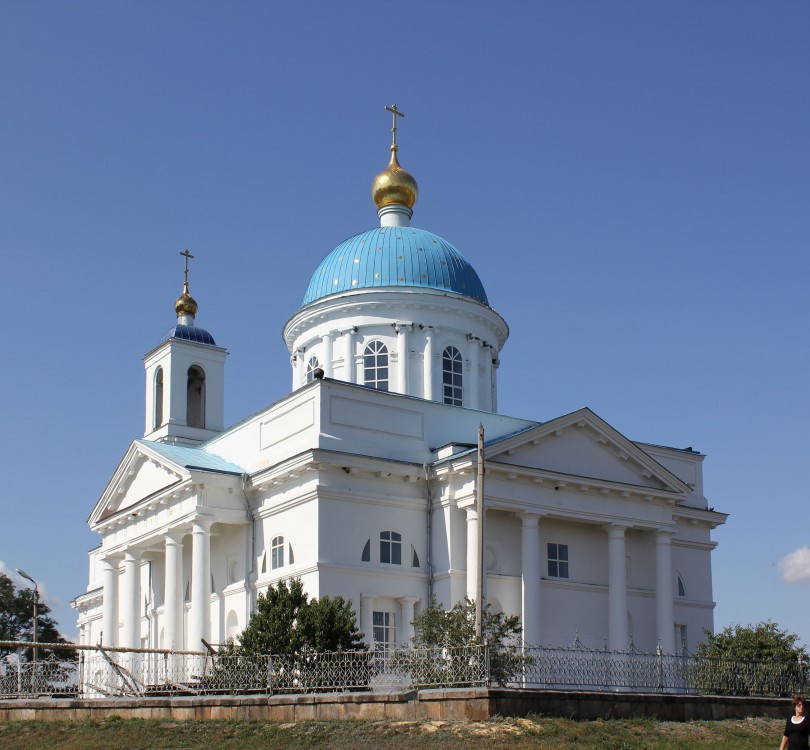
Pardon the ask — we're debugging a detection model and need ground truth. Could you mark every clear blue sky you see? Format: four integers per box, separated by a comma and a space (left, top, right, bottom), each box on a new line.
2, 2, 809, 647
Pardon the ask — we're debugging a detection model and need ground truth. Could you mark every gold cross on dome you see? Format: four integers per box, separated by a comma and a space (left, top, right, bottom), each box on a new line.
180, 249, 194, 284
385, 103, 405, 149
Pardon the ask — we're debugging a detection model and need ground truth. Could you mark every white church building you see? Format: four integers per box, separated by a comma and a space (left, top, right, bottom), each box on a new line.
72, 112, 727, 656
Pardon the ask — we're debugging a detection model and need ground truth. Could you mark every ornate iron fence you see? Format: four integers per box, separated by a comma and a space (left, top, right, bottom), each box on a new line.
514, 642, 807, 696
0, 640, 805, 699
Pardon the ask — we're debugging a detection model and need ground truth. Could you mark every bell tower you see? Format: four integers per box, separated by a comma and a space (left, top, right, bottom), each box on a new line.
143, 251, 227, 445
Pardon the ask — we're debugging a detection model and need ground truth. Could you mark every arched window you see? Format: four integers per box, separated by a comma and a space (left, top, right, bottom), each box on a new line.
380, 531, 401, 565
361, 539, 371, 562
226, 610, 239, 641
154, 367, 164, 429
677, 574, 686, 598
271, 536, 284, 570
363, 341, 389, 391
442, 346, 463, 406
306, 356, 320, 383
187, 365, 206, 428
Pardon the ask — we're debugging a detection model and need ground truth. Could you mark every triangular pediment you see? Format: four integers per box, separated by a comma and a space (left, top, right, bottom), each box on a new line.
486, 408, 690, 495
89, 442, 187, 526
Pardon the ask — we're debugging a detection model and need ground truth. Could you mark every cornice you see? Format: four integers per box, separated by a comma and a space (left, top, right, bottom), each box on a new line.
283, 287, 508, 349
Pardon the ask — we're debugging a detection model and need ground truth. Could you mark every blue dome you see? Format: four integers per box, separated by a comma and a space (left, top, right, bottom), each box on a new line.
162, 324, 217, 346
301, 227, 489, 307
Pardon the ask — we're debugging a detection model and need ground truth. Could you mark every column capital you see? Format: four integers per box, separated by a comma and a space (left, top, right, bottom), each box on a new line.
397, 595, 420, 605
520, 511, 542, 527
465, 507, 478, 522
655, 528, 674, 541
192, 516, 214, 534
360, 593, 376, 603
165, 530, 184, 546
604, 523, 629, 538
124, 548, 143, 562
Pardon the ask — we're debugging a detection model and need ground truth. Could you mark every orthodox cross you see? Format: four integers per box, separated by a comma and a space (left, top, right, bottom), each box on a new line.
180, 249, 194, 284
385, 104, 405, 149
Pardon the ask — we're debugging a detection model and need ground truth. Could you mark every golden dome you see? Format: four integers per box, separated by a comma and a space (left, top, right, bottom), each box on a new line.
174, 281, 198, 317
372, 148, 418, 210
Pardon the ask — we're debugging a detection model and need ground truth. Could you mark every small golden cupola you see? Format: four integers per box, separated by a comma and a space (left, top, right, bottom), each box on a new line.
174, 249, 199, 324
371, 104, 418, 225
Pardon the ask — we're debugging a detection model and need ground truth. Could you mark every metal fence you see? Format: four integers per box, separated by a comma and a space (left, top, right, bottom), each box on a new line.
0, 640, 805, 700
516, 642, 807, 695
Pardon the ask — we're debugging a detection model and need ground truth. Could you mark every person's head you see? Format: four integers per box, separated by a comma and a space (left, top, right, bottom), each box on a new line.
792, 695, 805, 714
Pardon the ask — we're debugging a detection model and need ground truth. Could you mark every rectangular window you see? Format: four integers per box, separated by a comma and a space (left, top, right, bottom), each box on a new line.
373, 611, 396, 647
271, 536, 284, 570
380, 531, 402, 565
547, 542, 569, 578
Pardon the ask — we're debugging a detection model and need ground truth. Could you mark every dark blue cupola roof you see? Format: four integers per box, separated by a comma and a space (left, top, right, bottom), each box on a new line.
161, 324, 216, 346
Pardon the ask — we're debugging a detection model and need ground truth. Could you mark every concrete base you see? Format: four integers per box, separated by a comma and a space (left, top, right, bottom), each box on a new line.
0, 689, 790, 723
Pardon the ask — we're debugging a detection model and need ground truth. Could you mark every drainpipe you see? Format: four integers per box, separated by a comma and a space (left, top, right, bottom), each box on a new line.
423, 463, 434, 601
241, 473, 256, 624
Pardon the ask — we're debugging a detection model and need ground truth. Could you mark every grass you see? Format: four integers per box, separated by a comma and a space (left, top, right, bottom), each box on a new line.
0, 715, 786, 750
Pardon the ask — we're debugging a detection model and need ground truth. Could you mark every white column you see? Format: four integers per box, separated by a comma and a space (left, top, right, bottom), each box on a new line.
606, 525, 629, 651
491, 356, 499, 412
101, 558, 118, 647
189, 518, 212, 650
321, 334, 333, 377
360, 594, 376, 647
291, 351, 301, 391
343, 328, 355, 383
466, 336, 480, 409
395, 324, 410, 394
656, 530, 676, 653
521, 513, 542, 646
483, 345, 494, 412
121, 550, 141, 648
465, 507, 479, 602
399, 597, 418, 645
423, 328, 434, 401
164, 532, 183, 651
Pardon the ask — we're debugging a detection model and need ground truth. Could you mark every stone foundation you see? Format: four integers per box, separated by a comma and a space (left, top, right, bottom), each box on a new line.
0, 689, 789, 723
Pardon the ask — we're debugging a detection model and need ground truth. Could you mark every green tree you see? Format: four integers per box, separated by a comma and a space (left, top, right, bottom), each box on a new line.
0, 572, 74, 661
298, 595, 366, 652
409, 596, 526, 686
238, 578, 365, 657
230, 579, 367, 692
694, 621, 808, 696
411, 596, 522, 649
238, 578, 309, 656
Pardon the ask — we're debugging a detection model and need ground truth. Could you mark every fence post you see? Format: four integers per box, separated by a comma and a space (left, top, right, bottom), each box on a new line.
485, 642, 491, 687
657, 641, 663, 693
266, 655, 273, 695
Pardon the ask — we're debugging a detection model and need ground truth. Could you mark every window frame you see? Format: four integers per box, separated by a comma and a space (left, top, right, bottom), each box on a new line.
379, 530, 402, 565
547, 542, 569, 579
442, 345, 463, 406
306, 355, 320, 383
363, 340, 389, 391
271, 535, 285, 570
373, 610, 397, 648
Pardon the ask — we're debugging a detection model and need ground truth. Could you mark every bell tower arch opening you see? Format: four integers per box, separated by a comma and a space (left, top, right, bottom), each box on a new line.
187, 365, 206, 429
